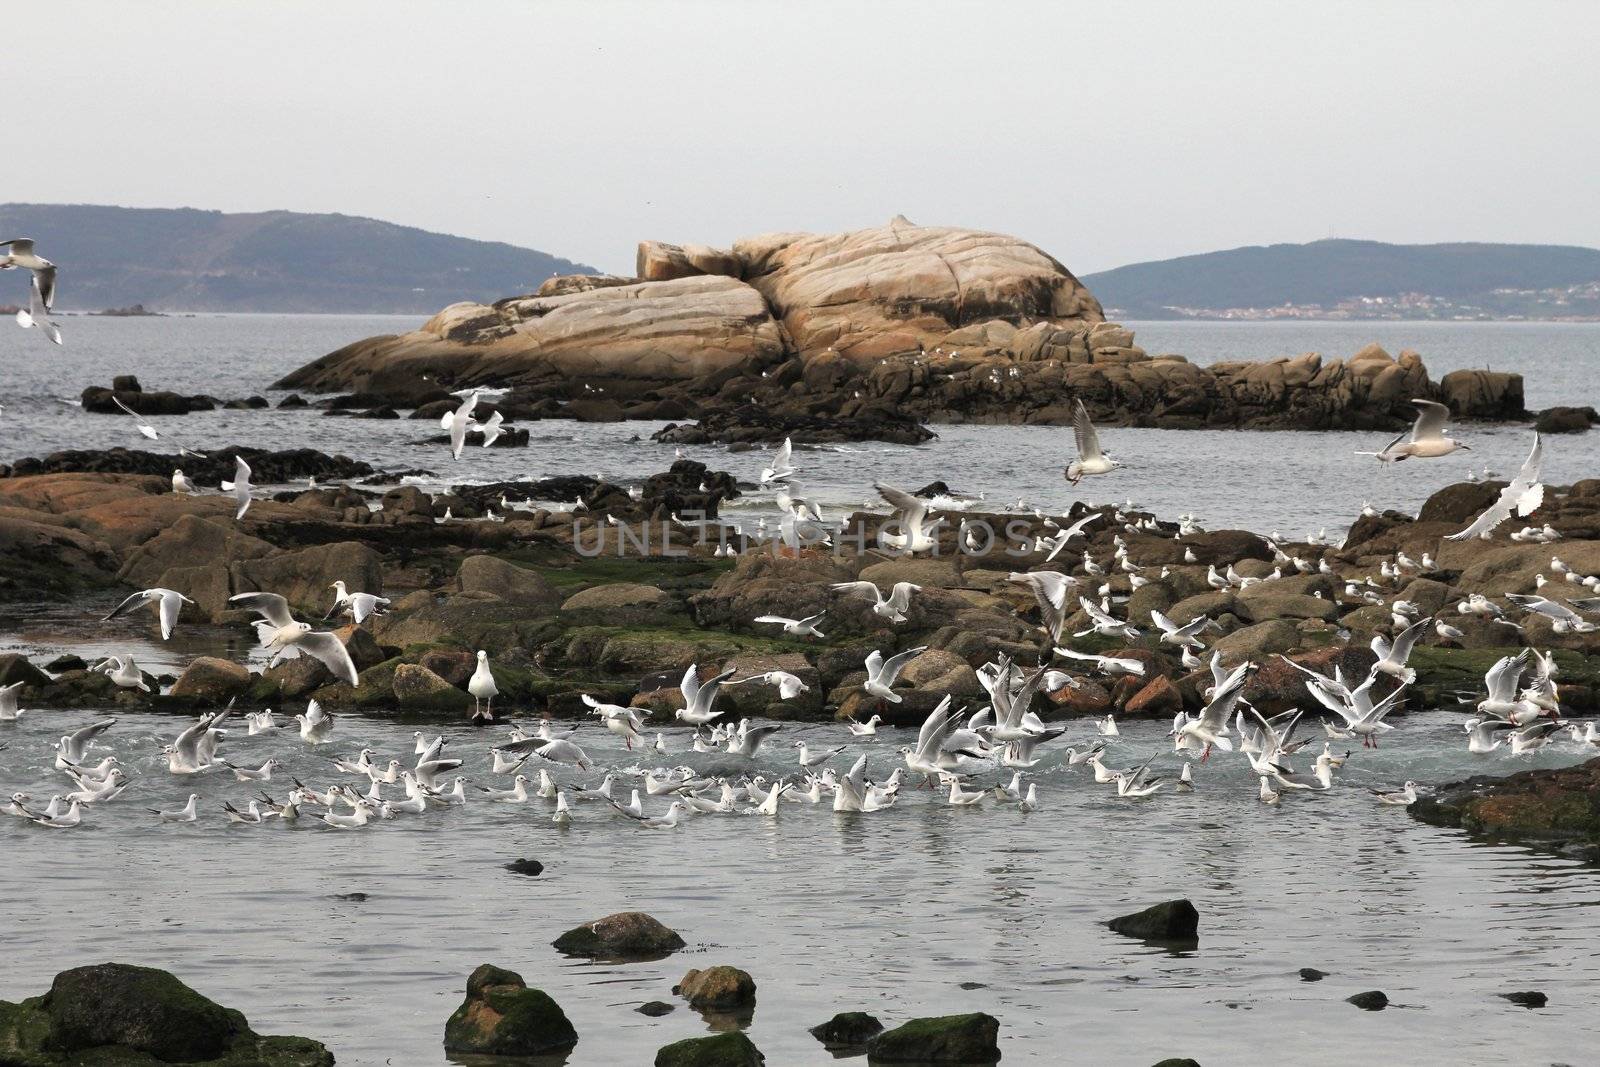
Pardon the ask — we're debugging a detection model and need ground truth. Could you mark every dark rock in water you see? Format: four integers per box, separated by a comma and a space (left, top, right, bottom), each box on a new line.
1346, 990, 1389, 1010
420, 426, 531, 448
352, 406, 401, 419
82, 381, 206, 415
866, 1012, 1001, 1063
552, 911, 686, 960
1299, 968, 1329, 982
44, 653, 87, 673
443, 964, 577, 1057
0, 961, 333, 1065
1500, 990, 1547, 1008
112, 374, 142, 392
653, 402, 936, 446
1409, 756, 1600, 861
809, 1011, 883, 1047
674, 966, 756, 1010
333, 892, 369, 902
505, 857, 545, 876
277, 394, 308, 408
0, 653, 51, 688
1152, 1060, 1203, 1067
636, 1000, 676, 1017
914, 480, 955, 497
654, 1030, 766, 1066
224, 396, 271, 410
1533, 405, 1595, 434
0, 445, 376, 484
1107, 899, 1200, 941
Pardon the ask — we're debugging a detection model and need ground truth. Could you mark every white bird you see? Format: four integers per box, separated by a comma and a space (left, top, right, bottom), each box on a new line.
847, 714, 882, 736
832, 580, 920, 624
225, 758, 281, 782
295, 699, 336, 745
582, 694, 647, 749
676, 664, 737, 725
1150, 610, 1214, 650
0, 681, 25, 722
1373, 781, 1419, 806
92, 655, 148, 691
1007, 570, 1080, 643
752, 612, 827, 638
1371, 616, 1430, 684
481, 774, 531, 803
795, 740, 845, 768
0, 237, 57, 308
211, 455, 254, 520
1066, 399, 1118, 484
1258, 777, 1281, 806
1358, 399, 1470, 462
26, 800, 84, 828
759, 437, 795, 484
103, 587, 192, 640
1446, 434, 1544, 542
171, 469, 198, 495
442, 389, 481, 461
326, 581, 389, 625
1054, 646, 1146, 677
321, 798, 378, 829
1075, 596, 1140, 640
229, 592, 360, 686
1173, 659, 1249, 760
149, 794, 200, 822
863, 646, 928, 703
468, 650, 499, 722
1505, 592, 1598, 633
477, 409, 506, 448
727, 670, 809, 701
874, 482, 939, 553
1097, 715, 1120, 737
14, 272, 61, 344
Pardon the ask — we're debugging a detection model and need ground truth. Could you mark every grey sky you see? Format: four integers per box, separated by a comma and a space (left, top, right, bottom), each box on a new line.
19, 0, 1599, 276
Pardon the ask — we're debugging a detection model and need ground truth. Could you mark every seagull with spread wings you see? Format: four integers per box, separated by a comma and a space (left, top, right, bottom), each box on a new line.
1065, 399, 1118, 484
228, 592, 360, 686
1358, 399, 1470, 462
1446, 433, 1544, 542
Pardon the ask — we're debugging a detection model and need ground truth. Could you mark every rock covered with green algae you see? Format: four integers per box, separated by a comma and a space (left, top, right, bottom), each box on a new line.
0, 962, 333, 1066
866, 1012, 1001, 1063
653, 1030, 765, 1067
441, 964, 577, 1057
1410, 755, 1600, 860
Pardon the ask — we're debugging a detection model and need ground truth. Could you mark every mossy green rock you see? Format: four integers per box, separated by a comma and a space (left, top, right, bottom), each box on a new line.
1410, 755, 1600, 858
809, 1011, 882, 1047
443, 964, 577, 1056
552, 911, 685, 960
866, 1013, 1000, 1063
0, 963, 332, 1066
653, 1030, 765, 1067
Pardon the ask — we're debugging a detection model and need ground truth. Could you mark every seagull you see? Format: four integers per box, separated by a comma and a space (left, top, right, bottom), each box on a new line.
1066, 399, 1118, 484
874, 482, 939, 553
1007, 571, 1080, 643
1446, 434, 1544, 542
726, 720, 784, 757
26, 800, 84, 829
676, 664, 736, 725
727, 671, 810, 701
1150, 610, 1215, 650
760, 437, 795, 484
752, 612, 827, 638
295, 699, 336, 745
0, 237, 56, 308
220, 456, 255, 520
1054, 646, 1146, 677
582, 694, 647, 749
92, 655, 148, 691
229, 592, 360, 686
795, 740, 845, 768
863, 646, 928, 704
149, 794, 200, 822
1506, 593, 1598, 633
171, 469, 199, 495
103, 587, 192, 640
1075, 596, 1140, 640
1358, 399, 1470, 461
1173, 659, 1249, 760
111, 395, 160, 441
831, 580, 920, 623
442, 389, 481, 461
1371, 616, 1430, 684
0, 681, 25, 721
15, 272, 61, 345
477, 409, 506, 448
468, 650, 499, 723
325, 581, 389, 625
481, 774, 531, 803
1373, 781, 1419, 806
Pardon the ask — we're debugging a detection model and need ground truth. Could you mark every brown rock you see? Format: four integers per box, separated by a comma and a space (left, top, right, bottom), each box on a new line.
1124, 675, 1182, 717
167, 657, 251, 703
674, 966, 756, 1010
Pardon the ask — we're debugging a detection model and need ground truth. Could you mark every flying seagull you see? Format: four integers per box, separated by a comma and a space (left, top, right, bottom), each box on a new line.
1358, 399, 1470, 461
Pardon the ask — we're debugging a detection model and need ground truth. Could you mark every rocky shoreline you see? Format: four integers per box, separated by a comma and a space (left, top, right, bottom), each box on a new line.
267, 219, 1526, 437
2, 448, 1598, 733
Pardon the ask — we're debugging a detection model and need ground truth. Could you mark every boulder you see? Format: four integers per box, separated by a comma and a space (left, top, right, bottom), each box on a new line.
1124, 675, 1182, 716
560, 582, 681, 625
866, 1012, 1001, 1064
1533, 406, 1594, 434
552, 911, 686, 960
168, 656, 252, 703
654, 1031, 766, 1067
1236, 592, 1338, 623
391, 663, 471, 712
638, 240, 743, 281
1409, 756, 1600, 859
443, 964, 577, 1057
1108, 899, 1199, 941
1212, 620, 1300, 659
0, 962, 333, 1066
456, 555, 563, 609
1347, 990, 1389, 1011
1500, 991, 1548, 1008
810, 1011, 884, 1048
674, 966, 756, 1010
0, 653, 51, 689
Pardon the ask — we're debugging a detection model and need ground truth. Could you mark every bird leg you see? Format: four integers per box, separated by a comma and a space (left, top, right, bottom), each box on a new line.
1200, 743, 1212, 763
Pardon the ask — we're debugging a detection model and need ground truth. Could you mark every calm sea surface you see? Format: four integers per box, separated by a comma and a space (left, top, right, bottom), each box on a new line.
1, 316, 1599, 1065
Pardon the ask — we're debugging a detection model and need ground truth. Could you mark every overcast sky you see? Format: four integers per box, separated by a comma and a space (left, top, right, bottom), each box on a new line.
18, 1, 1598, 276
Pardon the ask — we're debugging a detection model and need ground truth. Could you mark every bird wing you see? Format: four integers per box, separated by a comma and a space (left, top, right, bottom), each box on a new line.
234, 455, 252, 483
1506, 593, 1579, 620
297, 632, 360, 687
887, 582, 920, 612
1409, 399, 1450, 442
157, 590, 186, 639
1483, 651, 1530, 702
67, 718, 117, 747
228, 592, 295, 627
914, 696, 957, 759
753, 615, 798, 626
103, 589, 154, 622
1389, 616, 1431, 663
1072, 399, 1103, 460
689, 667, 737, 715
1444, 494, 1515, 541
773, 437, 791, 471
680, 663, 701, 706
831, 581, 883, 605
876, 482, 928, 530
1149, 610, 1179, 635
1078, 596, 1116, 626
1511, 433, 1544, 516
878, 645, 929, 686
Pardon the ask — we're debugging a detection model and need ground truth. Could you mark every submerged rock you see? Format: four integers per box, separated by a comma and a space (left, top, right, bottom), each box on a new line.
504, 858, 544, 877
1298, 968, 1329, 982
1409, 756, 1600, 860
1500, 990, 1547, 1008
1346, 990, 1389, 1011
1107, 899, 1200, 942
866, 1012, 1001, 1063
442, 963, 577, 1057
636, 1000, 676, 1017
809, 1011, 883, 1047
654, 1030, 765, 1066
0, 962, 332, 1065
552, 911, 686, 960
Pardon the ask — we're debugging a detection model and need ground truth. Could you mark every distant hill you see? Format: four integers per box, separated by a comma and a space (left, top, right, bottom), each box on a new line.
0, 203, 596, 313
1083, 238, 1600, 320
